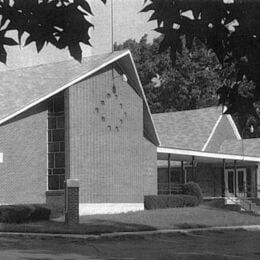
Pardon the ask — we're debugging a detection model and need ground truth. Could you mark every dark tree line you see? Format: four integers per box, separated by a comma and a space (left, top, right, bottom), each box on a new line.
0, 0, 259, 136
142, 0, 260, 136
115, 35, 221, 113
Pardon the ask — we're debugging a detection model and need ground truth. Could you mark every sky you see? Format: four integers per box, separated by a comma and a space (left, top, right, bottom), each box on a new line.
0, 0, 159, 71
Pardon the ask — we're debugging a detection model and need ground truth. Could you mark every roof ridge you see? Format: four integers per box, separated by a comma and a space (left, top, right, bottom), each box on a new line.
0, 50, 128, 73
152, 106, 222, 116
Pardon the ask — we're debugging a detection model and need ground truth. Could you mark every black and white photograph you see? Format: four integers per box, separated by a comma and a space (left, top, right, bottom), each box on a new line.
0, 0, 259, 259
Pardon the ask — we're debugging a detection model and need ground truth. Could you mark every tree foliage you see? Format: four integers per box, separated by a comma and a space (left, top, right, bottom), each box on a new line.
115, 35, 221, 113
0, 0, 106, 63
142, 0, 260, 128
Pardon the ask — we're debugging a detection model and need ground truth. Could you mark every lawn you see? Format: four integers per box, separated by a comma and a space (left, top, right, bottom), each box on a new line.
79, 205, 260, 230
0, 205, 259, 235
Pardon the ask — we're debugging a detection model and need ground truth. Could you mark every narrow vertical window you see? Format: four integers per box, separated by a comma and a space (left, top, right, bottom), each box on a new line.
48, 94, 65, 190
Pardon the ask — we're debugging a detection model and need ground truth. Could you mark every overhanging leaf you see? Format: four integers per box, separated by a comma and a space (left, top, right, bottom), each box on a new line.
140, 3, 154, 13
0, 45, 7, 64
75, 0, 93, 15
36, 39, 45, 53
3, 37, 18, 46
69, 43, 82, 62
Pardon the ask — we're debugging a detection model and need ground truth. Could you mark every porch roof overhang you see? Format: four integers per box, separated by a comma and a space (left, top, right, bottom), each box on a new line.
157, 146, 260, 165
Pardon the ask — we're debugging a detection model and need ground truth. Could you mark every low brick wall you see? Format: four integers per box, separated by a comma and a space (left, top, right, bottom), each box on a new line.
46, 190, 65, 217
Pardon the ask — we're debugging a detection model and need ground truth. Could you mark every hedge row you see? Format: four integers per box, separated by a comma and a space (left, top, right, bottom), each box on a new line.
144, 194, 199, 209
0, 204, 51, 223
145, 182, 203, 210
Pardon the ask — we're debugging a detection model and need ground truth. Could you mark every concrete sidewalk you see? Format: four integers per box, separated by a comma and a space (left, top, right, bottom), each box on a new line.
1, 225, 260, 240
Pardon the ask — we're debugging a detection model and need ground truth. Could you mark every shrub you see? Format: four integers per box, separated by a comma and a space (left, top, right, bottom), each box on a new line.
182, 182, 203, 204
0, 204, 51, 223
30, 204, 51, 221
144, 195, 199, 210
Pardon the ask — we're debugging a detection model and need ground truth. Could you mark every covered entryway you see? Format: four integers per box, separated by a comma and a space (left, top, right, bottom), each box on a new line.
157, 147, 259, 202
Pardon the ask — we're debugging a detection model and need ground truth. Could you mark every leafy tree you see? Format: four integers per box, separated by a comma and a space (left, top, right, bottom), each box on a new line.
142, 0, 260, 133
115, 35, 222, 113
0, 0, 106, 63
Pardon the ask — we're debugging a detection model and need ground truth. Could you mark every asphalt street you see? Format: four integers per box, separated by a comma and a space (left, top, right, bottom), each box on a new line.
0, 230, 259, 259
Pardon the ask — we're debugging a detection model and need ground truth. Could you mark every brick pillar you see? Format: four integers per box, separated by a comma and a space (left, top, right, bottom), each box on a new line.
65, 179, 79, 225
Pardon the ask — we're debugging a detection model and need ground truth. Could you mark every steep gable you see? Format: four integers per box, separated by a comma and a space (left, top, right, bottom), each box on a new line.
152, 107, 222, 151
204, 114, 241, 152
0, 50, 159, 146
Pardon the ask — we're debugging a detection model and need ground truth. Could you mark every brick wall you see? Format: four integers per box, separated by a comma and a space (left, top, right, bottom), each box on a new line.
0, 103, 48, 204
142, 137, 157, 196
46, 190, 65, 216
67, 66, 156, 203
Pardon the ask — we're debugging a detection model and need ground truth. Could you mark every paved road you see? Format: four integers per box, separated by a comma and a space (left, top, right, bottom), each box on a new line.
0, 230, 259, 259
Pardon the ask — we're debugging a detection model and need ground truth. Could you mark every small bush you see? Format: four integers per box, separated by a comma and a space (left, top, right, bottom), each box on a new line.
183, 182, 203, 204
0, 204, 51, 223
144, 195, 199, 210
30, 204, 51, 221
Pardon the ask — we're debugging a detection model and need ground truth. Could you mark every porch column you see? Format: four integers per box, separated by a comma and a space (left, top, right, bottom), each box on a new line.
257, 164, 260, 198
168, 153, 171, 194
222, 159, 226, 197
192, 156, 195, 181
181, 161, 186, 184
234, 160, 237, 196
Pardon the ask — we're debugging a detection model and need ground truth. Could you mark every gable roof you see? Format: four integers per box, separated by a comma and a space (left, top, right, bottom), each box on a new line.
152, 106, 223, 151
219, 138, 260, 157
203, 114, 241, 153
0, 50, 159, 145
154, 107, 260, 163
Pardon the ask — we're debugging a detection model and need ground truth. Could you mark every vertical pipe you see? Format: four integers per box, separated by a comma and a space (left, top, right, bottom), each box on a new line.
168, 154, 171, 194
222, 159, 226, 197
181, 161, 185, 183
234, 160, 237, 196
192, 156, 195, 181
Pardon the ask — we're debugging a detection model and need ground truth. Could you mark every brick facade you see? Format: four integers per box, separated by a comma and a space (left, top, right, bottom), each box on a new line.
65, 186, 79, 224
0, 103, 48, 204
67, 66, 157, 204
142, 137, 157, 196
0, 64, 157, 209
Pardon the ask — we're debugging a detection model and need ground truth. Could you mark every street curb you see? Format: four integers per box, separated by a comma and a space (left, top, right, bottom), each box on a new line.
0, 225, 260, 240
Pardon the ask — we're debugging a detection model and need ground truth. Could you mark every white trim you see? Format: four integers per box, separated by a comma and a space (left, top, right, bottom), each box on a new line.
0, 51, 131, 126
128, 52, 161, 146
157, 146, 260, 162
66, 179, 79, 187
227, 114, 241, 140
79, 203, 144, 215
202, 115, 223, 151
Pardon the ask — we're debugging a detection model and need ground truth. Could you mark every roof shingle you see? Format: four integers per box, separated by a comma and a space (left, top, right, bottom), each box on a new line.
0, 50, 126, 122
219, 138, 260, 157
152, 107, 223, 150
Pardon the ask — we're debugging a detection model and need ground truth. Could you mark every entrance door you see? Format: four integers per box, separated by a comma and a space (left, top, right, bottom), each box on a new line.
224, 169, 247, 198
236, 169, 247, 197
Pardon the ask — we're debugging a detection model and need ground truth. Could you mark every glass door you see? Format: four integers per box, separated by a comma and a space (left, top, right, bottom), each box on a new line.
224, 168, 247, 198
236, 169, 247, 198
225, 169, 235, 197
